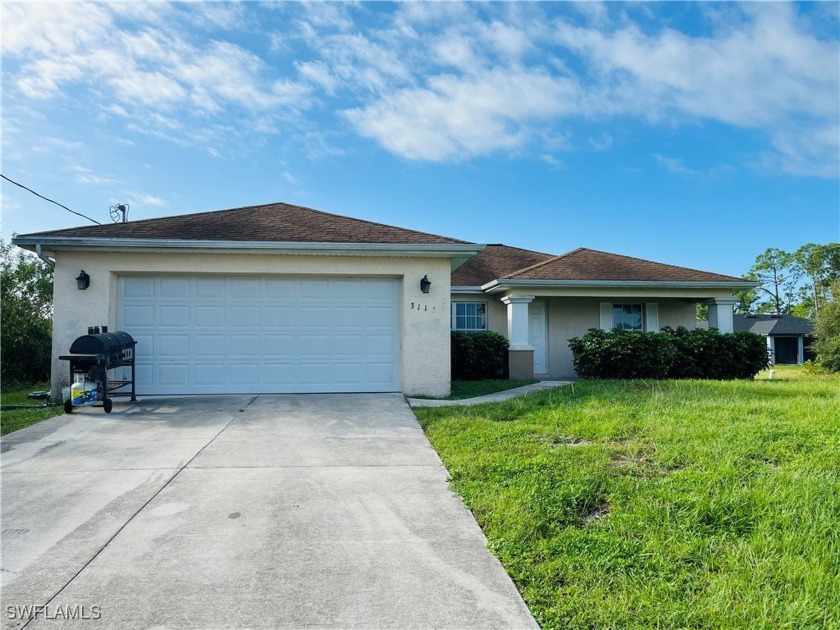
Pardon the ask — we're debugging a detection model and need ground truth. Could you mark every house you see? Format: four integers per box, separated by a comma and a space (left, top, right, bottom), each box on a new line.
12, 202, 756, 399
734, 314, 814, 365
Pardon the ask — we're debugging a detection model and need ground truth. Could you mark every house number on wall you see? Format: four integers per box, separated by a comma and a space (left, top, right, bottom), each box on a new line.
410, 302, 435, 313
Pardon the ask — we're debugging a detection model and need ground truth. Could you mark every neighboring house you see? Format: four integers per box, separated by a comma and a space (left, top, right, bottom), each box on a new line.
734, 314, 815, 365
12, 202, 756, 399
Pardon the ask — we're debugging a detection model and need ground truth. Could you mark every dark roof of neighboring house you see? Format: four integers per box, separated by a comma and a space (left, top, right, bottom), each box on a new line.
734, 314, 814, 336
20, 202, 470, 245
501, 248, 746, 283
451, 244, 554, 286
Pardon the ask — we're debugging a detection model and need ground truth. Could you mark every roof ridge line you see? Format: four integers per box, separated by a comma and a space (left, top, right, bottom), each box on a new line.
503, 247, 586, 279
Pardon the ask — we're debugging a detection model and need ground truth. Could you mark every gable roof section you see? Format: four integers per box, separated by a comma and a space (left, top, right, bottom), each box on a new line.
451, 244, 554, 286
501, 248, 746, 283
734, 314, 814, 336
18, 202, 470, 245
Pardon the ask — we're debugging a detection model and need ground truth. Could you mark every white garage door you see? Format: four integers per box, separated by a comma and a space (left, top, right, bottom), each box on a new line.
117, 276, 401, 394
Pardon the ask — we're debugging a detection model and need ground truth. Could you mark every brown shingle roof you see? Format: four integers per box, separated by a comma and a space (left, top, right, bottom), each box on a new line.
502, 248, 745, 283
451, 244, 554, 286
23, 202, 470, 245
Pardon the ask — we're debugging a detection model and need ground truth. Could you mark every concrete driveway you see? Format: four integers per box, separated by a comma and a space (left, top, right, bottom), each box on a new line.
1, 394, 536, 629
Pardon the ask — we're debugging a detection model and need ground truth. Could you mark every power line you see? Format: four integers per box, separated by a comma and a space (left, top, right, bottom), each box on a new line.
1, 173, 101, 225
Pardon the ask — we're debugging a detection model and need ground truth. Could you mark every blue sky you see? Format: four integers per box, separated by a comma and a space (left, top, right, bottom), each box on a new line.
2, 1, 838, 276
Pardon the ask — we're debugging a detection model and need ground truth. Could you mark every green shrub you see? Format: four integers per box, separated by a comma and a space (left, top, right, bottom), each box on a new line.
451, 330, 509, 380
1, 241, 53, 386
568, 327, 769, 380
813, 283, 840, 372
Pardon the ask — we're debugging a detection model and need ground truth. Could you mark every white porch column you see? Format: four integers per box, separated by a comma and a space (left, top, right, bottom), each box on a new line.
767, 336, 776, 365
502, 295, 535, 349
705, 298, 737, 333
797, 336, 805, 364
501, 295, 535, 379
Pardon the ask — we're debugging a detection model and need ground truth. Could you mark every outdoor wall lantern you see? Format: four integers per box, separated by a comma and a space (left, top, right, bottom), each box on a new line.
76, 270, 90, 290
420, 275, 431, 294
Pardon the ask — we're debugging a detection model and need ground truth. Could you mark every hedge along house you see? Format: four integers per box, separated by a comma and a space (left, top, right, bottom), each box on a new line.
451, 245, 758, 379
13, 202, 756, 398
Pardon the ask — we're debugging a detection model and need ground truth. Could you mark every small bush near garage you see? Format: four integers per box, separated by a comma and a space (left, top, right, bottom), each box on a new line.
451, 331, 509, 380
568, 327, 769, 380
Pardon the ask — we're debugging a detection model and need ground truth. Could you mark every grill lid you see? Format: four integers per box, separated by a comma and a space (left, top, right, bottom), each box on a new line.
68, 331, 136, 355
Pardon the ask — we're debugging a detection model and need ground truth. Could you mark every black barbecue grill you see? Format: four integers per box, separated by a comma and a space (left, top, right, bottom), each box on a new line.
59, 329, 137, 413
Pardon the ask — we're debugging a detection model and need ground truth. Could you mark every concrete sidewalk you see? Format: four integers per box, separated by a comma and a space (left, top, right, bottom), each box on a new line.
408, 380, 570, 408
2, 394, 537, 630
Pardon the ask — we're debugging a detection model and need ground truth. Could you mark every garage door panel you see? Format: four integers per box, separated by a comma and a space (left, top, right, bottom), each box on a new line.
333, 335, 364, 355
297, 335, 330, 356
123, 277, 155, 298
296, 307, 329, 327
194, 335, 225, 357
230, 278, 260, 298
298, 364, 330, 383
332, 307, 364, 328
195, 306, 226, 327
333, 363, 364, 383
263, 363, 295, 383
229, 306, 260, 327
366, 307, 396, 327
159, 305, 190, 327
229, 335, 261, 356
160, 277, 191, 298
118, 276, 400, 394
229, 364, 260, 384
263, 306, 294, 327
264, 278, 294, 298
194, 364, 224, 386
158, 335, 189, 358
195, 277, 225, 298
123, 304, 154, 327
263, 335, 295, 357
158, 364, 189, 386
330, 279, 363, 298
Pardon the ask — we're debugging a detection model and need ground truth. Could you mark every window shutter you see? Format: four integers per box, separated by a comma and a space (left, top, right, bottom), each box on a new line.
599, 302, 613, 331
645, 303, 660, 332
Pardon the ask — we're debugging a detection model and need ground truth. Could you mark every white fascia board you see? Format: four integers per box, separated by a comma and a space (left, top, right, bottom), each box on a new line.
450, 286, 485, 294
481, 278, 760, 292
13, 236, 483, 265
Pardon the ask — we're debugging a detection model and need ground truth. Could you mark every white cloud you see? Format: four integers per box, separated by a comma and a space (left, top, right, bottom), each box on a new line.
2, 3, 312, 145
2, 2, 836, 178
652, 154, 698, 176
588, 133, 613, 151
125, 192, 166, 208
346, 68, 580, 161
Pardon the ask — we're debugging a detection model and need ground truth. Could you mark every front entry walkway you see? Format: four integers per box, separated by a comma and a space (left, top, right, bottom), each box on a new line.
1, 394, 536, 629
408, 381, 569, 408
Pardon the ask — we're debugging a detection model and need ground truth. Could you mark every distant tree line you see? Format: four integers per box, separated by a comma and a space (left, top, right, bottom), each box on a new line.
735, 243, 840, 318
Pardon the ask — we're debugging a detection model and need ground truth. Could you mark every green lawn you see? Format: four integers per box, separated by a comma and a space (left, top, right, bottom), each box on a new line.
414, 367, 840, 629
1, 382, 62, 436
415, 379, 538, 400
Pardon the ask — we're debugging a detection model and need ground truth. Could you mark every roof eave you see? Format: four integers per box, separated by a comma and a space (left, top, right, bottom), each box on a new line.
481, 278, 760, 292
12, 235, 483, 269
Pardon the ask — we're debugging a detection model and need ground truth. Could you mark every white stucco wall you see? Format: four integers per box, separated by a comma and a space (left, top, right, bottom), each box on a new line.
50, 251, 452, 398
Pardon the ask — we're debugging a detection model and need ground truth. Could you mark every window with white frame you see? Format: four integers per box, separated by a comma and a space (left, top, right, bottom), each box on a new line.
613, 303, 644, 331
451, 302, 487, 332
